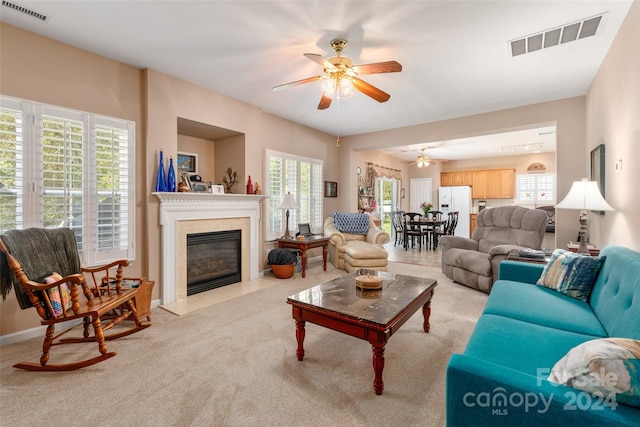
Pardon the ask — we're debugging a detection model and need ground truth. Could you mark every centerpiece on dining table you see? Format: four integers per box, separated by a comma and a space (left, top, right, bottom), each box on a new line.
420, 202, 433, 216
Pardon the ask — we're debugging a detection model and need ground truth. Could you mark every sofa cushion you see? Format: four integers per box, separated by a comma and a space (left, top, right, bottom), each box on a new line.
332, 212, 370, 234
536, 249, 605, 302
463, 314, 593, 374
549, 338, 640, 408
344, 241, 388, 259
589, 246, 640, 340
443, 248, 491, 276
484, 280, 608, 336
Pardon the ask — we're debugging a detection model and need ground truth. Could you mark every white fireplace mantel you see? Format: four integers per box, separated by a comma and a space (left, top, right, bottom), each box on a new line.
154, 192, 267, 305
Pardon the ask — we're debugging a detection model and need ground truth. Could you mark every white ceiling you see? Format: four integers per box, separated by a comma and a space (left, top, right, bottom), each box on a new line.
1, 1, 633, 160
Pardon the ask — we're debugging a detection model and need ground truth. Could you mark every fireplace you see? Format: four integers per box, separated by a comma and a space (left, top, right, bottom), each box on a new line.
155, 192, 266, 306
186, 230, 241, 295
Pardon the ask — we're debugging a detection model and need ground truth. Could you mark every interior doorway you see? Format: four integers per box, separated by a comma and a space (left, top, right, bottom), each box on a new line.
410, 178, 432, 213
375, 177, 398, 235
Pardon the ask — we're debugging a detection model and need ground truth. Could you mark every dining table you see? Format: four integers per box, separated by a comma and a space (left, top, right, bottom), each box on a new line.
404, 218, 447, 250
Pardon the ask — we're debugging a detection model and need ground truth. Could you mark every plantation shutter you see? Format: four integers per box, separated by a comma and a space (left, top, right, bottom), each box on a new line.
0, 99, 25, 232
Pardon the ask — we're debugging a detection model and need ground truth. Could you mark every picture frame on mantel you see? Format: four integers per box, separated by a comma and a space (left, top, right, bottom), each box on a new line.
590, 144, 605, 215
177, 152, 197, 174
324, 181, 337, 198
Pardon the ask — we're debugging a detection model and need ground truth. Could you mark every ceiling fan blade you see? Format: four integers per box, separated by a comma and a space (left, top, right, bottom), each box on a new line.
304, 53, 335, 70
318, 94, 333, 110
352, 77, 391, 103
353, 61, 402, 75
272, 75, 323, 91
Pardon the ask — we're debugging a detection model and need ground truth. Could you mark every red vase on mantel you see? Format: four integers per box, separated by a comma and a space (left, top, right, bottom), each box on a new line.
246, 175, 254, 194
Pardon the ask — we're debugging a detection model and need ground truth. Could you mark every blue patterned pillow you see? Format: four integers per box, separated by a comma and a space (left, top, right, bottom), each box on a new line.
536, 249, 605, 302
333, 212, 370, 234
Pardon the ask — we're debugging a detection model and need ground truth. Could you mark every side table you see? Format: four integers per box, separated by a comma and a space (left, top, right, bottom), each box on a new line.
506, 249, 551, 265
276, 236, 330, 278
567, 243, 600, 256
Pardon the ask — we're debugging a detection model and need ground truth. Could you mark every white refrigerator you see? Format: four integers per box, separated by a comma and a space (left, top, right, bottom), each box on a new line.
438, 186, 472, 238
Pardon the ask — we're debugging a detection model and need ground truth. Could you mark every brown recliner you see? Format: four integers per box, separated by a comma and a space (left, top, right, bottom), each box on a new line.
439, 206, 547, 293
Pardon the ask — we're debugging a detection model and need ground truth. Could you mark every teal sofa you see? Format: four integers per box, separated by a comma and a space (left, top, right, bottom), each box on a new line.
446, 246, 640, 426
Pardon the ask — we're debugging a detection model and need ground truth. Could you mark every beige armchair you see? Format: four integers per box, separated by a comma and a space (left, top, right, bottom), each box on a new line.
324, 214, 390, 272
440, 206, 547, 293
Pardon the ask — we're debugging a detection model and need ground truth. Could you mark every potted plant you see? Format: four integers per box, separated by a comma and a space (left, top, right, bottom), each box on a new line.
267, 248, 298, 279
420, 202, 433, 216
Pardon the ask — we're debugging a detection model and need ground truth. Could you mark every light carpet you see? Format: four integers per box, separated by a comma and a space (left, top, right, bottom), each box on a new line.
0, 261, 487, 427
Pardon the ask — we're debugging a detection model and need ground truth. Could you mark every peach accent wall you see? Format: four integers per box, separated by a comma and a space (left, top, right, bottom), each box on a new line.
586, 0, 640, 250
144, 70, 337, 302
0, 24, 145, 336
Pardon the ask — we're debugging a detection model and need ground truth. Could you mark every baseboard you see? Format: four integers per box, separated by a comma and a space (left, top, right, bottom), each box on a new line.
1, 298, 163, 347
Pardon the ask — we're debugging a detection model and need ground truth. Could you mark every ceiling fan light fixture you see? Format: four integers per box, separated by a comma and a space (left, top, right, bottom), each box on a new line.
416, 148, 430, 167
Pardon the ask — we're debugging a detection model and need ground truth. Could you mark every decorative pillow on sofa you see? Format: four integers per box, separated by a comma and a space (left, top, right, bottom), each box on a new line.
333, 212, 370, 235
549, 338, 640, 408
536, 249, 605, 302
43, 272, 72, 317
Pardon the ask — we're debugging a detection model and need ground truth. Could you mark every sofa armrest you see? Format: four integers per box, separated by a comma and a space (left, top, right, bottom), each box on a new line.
447, 354, 638, 427
489, 244, 522, 257
324, 222, 346, 247
366, 227, 390, 245
497, 260, 545, 284
440, 235, 479, 252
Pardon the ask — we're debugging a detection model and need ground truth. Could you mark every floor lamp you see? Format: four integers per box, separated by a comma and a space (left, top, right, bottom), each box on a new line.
279, 192, 299, 239
555, 178, 614, 255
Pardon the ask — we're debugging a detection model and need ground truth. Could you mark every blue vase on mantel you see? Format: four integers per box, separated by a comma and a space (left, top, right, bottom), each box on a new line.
155, 150, 167, 192
167, 156, 176, 192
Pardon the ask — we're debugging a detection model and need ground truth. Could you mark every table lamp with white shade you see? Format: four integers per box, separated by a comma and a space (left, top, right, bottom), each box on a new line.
555, 178, 614, 255
278, 192, 299, 239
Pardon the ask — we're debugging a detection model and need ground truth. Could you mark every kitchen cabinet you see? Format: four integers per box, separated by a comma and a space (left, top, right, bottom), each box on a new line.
441, 171, 472, 187
442, 168, 514, 199
499, 169, 515, 198
472, 171, 486, 199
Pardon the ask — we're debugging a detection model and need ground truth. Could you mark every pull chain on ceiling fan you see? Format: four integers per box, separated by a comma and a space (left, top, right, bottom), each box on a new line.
273, 38, 402, 111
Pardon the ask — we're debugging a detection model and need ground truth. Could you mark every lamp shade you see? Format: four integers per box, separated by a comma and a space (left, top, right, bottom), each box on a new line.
278, 192, 299, 210
555, 178, 614, 211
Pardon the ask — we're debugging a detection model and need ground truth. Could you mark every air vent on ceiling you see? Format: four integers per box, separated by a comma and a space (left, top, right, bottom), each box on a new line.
509, 14, 604, 57
1, 0, 50, 23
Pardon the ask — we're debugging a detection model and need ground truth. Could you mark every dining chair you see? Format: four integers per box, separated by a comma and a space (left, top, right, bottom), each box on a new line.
433, 211, 459, 248
390, 210, 405, 247
403, 212, 428, 251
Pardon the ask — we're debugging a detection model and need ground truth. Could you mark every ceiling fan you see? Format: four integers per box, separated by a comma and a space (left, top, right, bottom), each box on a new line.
410, 148, 443, 167
272, 38, 402, 110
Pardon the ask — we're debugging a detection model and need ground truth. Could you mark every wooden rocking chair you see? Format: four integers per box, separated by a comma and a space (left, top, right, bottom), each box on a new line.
0, 227, 151, 371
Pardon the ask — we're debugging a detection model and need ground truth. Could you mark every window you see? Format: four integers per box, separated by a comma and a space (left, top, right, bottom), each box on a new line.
0, 96, 135, 265
516, 173, 555, 204
265, 149, 323, 240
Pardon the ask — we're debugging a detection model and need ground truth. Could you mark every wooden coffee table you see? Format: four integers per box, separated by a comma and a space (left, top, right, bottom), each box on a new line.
286, 269, 437, 395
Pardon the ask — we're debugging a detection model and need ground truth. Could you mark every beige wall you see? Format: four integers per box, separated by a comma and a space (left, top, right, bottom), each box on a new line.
1, 1, 639, 340
586, 0, 640, 250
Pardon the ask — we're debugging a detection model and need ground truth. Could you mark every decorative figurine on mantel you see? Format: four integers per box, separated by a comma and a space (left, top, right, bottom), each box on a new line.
222, 167, 238, 193
246, 175, 254, 194
254, 182, 262, 195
